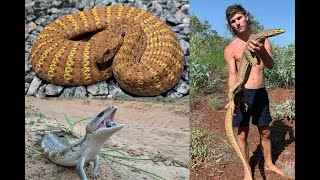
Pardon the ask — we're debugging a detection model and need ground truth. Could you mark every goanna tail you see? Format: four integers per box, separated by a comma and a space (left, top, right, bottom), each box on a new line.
225, 108, 253, 180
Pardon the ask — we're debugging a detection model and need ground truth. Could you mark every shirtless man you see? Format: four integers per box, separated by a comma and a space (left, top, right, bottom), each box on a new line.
223, 4, 286, 179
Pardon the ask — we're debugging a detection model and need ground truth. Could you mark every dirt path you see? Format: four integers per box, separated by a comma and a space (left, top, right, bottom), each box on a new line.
25, 96, 190, 180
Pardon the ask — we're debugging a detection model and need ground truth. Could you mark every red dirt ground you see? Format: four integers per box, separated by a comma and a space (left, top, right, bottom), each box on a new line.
190, 82, 295, 180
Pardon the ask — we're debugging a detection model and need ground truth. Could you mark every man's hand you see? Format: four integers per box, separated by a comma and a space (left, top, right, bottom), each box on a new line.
247, 39, 265, 55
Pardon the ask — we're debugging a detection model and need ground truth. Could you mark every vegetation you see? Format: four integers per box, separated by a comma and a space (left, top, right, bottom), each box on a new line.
189, 127, 235, 169
189, 13, 231, 93
272, 99, 295, 120
265, 43, 295, 88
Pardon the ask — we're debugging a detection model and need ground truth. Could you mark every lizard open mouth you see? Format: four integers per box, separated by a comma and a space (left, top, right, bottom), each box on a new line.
90, 105, 124, 133
97, 108, 117, 130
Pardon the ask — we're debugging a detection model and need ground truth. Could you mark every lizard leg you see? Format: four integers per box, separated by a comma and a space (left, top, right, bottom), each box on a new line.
243, 49, 260, 66
77, 155, 88, 180
228, 86, 239, 115
228, 80, 243, 115
239, 89, 248, 112
92, 155, 100, 178
228, 89, 235, 115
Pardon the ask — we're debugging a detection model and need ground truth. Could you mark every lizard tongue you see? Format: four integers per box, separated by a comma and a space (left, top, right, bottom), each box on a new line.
98, 121, 106, 129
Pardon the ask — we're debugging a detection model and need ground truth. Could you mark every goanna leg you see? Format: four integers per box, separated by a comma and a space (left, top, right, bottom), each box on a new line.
228, 83, 242, 115
239, 89, 248, 112
243, 48, 260, 66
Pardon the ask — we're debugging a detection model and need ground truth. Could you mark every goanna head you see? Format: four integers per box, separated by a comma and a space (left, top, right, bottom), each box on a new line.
254, 28, 286, 42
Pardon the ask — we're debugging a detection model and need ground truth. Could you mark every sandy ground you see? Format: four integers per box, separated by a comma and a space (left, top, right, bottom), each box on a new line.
25, 96, 190, 180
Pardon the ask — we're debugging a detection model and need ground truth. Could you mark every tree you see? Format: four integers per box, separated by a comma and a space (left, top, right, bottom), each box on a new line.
190, 13, 218, 40
250, 15, 264, 34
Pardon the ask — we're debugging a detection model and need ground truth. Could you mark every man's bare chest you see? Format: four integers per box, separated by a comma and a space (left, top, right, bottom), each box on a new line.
234, 50, 244, 70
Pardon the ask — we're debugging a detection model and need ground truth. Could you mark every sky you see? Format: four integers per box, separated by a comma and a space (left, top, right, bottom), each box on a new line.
190, 0, 295, 47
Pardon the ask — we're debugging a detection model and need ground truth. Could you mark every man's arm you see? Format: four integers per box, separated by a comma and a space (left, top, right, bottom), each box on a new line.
248, 38, 274, 69
224, 45, 237, 109
224, 45, 237, 88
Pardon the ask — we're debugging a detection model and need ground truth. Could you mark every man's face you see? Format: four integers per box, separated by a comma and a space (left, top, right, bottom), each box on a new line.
229, 12, 249, 34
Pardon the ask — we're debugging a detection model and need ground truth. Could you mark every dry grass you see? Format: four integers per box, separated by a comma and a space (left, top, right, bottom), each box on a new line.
189, 127, 239, 169
281, 159, 295, 179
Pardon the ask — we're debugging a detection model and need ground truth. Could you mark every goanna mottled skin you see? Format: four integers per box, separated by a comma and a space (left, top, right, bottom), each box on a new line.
30, 6, 185, 96
41, 106, 124, 180
225, 28, 286, 180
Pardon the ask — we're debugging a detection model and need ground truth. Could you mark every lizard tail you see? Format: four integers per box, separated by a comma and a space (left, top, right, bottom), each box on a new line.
225, 108, 253, 180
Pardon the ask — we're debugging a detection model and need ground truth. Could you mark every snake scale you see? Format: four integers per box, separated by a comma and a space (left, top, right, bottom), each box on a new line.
30, 6, 185, 96
225, 29, 286, 180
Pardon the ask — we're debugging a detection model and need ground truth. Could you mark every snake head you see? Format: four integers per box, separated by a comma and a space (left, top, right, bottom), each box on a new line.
90, 29, 124, 64
101, 32, 125, 62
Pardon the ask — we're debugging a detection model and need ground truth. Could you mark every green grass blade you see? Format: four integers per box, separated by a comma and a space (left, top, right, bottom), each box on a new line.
65, 116, 93, 131
100, 154, 124, 178
100, 153, 160, 161
102, 144, 128, 156
101, 155, 167, 180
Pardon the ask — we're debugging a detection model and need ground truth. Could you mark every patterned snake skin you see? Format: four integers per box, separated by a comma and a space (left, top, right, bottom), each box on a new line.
30, 6, 185, 96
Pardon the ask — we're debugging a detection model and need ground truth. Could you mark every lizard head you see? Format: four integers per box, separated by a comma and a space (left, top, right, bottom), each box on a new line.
267, 28, 286, 36
86, 105, 124, 140
254, 28, 286, 42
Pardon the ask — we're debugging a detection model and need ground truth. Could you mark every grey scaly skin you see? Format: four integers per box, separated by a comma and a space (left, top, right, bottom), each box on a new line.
41, 105, 124, 180
225, 28, 286, 180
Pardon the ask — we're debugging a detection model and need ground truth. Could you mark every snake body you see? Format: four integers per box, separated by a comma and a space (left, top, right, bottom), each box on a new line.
30, 6, 185, 96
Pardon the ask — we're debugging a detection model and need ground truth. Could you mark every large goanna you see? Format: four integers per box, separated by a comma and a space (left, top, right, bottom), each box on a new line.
30, 6, 185, 96
41, 105, 124, 180
225, 28, 286, 180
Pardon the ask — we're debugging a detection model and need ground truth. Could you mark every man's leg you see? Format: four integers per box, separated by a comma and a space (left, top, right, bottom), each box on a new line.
237, 126, 252, 180
258, 125, 286, 177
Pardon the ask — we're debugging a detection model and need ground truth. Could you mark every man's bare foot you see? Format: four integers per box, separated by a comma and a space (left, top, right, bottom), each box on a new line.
265, 163, 286, 177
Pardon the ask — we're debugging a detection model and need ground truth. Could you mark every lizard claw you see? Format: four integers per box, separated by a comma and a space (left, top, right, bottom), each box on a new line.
229, 103, 237, 116
249, 61, 258, 67
244, 103, 249, 112
91, 173, 99, 179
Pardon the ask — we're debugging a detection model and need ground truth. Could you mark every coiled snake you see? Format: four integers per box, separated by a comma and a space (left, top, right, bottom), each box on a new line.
30, 6, 185, 96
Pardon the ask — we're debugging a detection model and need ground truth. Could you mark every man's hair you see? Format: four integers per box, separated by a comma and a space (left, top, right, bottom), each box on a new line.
225, 4, 252, 36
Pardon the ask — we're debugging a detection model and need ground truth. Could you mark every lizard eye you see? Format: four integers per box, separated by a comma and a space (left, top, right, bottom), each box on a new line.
97, 111, 104, 117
